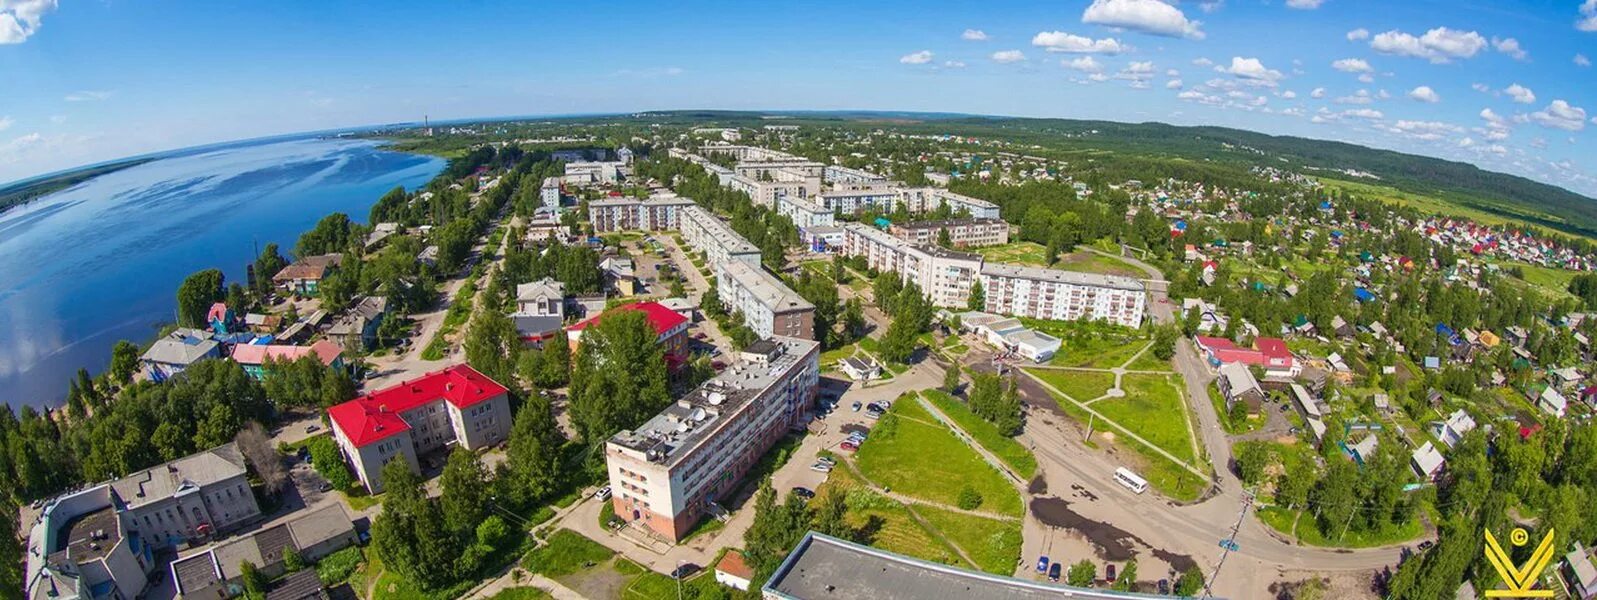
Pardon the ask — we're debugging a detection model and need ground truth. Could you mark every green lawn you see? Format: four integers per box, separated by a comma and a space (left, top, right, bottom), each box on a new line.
1043, 334, 1148, 369
1055, 251, 1144, 278
823, 465, 974, 569
854, 399, 1023, 516
922, 390, 1037, 478
1030, 375, 1206, 502
622, 571, 725, 600
484, 588, 555, 600
1125, 344, 1171, 371
916, 505, 1023, 575
1024, 368, 1118, 402
1256, 506, 1425, 548
1210, 383, 1264, 435
1094, 374, 1198, 464
975, 242, 1049, 267
522, 530, 616, 577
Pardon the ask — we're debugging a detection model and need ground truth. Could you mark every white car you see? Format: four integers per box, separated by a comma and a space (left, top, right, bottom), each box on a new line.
594, 486, 612, 501
810, 462, 833, 473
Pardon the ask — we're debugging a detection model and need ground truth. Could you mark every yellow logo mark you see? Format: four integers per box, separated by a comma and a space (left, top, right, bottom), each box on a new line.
1483, 527, 1556, 598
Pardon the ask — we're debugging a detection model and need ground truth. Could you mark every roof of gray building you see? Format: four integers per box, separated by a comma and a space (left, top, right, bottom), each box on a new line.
979, 262, 1145, 292
109, 443, 248, 511
720, 261, 814, 315
140, 331, 220, 365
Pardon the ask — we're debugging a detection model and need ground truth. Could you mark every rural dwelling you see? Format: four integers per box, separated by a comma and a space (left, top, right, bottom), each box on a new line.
229, 339, 344, 380
1540, 387, 1570, 418
715, 550, 755, 592
1435, 409, 1477, 448
515, 278, 566, 318
327, 296, 388, 351
1411, 441, 1446, 481
1345, 434, 1378, 465
1194, 335, 1298, 378
1564, 543, 1597, 600
840, 356, 881, 382
271, 254, 343, 296
600, 256, 638, 296
140, 328, 222, 382
1217, 362, 1265, 412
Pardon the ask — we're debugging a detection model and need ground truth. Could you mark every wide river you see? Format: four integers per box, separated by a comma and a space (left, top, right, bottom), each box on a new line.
0, 137, 445, 411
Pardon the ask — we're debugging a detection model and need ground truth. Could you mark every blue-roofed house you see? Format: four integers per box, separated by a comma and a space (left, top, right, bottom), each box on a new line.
1354, 287, 1376, 303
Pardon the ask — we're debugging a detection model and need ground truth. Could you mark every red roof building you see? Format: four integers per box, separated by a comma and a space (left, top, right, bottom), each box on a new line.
326, 364, 512, 492
1194, 335, 1298, 377
566, 301, 690, 369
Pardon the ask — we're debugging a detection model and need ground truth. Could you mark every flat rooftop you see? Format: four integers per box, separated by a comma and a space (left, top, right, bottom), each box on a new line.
681, 205, 760, 255
766, 532, 1180, 600
55, 505, 121, 564
844, 223, 981, 262
980, 262, 1145, 292
610, 336, 817, 467
721, 261, 814, 315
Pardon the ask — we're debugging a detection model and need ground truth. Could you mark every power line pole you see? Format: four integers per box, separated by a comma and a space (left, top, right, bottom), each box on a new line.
1202, 489, 1254, 600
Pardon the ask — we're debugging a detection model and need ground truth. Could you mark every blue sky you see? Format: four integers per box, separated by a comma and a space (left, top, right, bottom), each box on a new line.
3, 0, 1596, 196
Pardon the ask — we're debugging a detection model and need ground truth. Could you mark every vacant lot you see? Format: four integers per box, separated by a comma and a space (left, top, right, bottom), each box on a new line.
916, 505, 1023, 575
822, 464, 973, 569
1055, 251, 1144, 278
922, 390, 1037, 478
854, 399, 1023, 516
976, 241, 1050, 266
1095, 374, 1198, 464
1025, 369, 1118, 402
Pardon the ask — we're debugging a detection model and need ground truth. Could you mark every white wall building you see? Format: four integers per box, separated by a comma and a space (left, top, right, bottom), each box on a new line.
678, 205, 762, 270
978, 263, 1146, 328
716, 261, 815, 341
839, 223, 983, 309
777, 194, 836, 229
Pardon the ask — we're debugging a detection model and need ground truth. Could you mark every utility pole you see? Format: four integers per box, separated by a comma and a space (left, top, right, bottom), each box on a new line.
1084, 413, 1095, 442
1202, 490, 1253, 600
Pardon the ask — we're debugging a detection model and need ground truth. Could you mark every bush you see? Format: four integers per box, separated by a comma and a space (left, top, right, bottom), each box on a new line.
956, 486, 983, 510
315, 546, 364, 585
305, 436, 355, 491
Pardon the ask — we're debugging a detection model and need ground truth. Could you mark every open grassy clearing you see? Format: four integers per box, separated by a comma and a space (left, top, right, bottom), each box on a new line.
822, 464, 974, 569
522, 529, 616, 578
915, 505, 1023, 575
975, 241, 1049, 267
1125, 345, 1172, 371
1209, 383, 1264, 435
1094, 374, 1198, 464
1033, 328, 1148, 369
1055, 251, 1144, 278
1256, 506, 1424, 549
1024, 368, 1117, 402
854, 398, 1023, 517
921, 390, 1037, 478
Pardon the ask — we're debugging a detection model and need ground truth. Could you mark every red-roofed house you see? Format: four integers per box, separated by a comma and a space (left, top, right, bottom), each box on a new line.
230, 339, 344, 380
327, 364, 511, 492
1194, 335, 1299, 378
566, 301, 690, 369
715, 550, 755, 591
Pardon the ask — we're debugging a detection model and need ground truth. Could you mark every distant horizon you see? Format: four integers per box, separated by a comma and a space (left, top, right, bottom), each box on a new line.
8, 107, 1595, 204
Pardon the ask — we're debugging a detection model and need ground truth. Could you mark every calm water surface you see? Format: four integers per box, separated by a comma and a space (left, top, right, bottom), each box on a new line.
0, 137, 444, 411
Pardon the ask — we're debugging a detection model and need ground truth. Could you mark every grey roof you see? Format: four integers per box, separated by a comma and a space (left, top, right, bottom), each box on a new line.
516, 277, 566, 302
766, 532, 1180, 600
108, 443, 248, 511
1219, 362, 1261, 396
266, 569, 327, 600
720, 261, 814, 315
140, 333, 220, 366
512, 314, 564, 337
171, 551, 221, 596
286, 504, 355, 551
979, 262, 1144, 292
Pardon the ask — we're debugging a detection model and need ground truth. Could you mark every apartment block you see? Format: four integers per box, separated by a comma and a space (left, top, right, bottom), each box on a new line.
889, 218, 1010, 248
817, 184, 899, 215
587, 195, 696, 232
606, 336, 820, 542
823, 165, 888, 185
539, 177, 562, 209
327, 365, 512, 493
979, 263, 1146, 328
564, 161, 624, 185
776, 194, 836, 229
717, 261, 815, 340
678, 205, 762, 270
896, 187, 1002, 219
728, 172, 815, 208
839, 223, 984, 309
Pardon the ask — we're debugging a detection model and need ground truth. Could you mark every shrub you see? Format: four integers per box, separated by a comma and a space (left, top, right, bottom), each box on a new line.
956, 485, 983, 510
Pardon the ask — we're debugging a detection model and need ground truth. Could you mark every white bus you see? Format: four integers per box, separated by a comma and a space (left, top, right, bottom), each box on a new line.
1113, 467, 1148, 494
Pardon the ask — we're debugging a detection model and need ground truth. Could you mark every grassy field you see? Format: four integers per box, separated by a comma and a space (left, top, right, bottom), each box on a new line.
1055, 251, 1145, 278
483, 588, 555, 600
1095, 374, 1198, 464
523, 530, 616, 578
1024, 368, 1118, 402
1256, 506, 1425, 548
922, 390, 1038, 478
1210, 384, 1264, 435
975, 241, 1050, 266
823, 465, 974, 569
1125, 345, 1171, 371
916, 505, 1023, 575
854, 399, 1023, 516
1040, 332, 1148, 369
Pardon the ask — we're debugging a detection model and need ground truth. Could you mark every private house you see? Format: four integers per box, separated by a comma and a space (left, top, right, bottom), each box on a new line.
1217, 362, 1264, 412
1435, 409, 1477, 448
1564, 543, 1597, 600
140, 328, 223, 382
512, 278, 567, 347
229, 340, 343, 381
1540, 387, 1569, 418
1346, 434, 1379, 465
840, 356, 881, 382
1289, 383, 1328, 446
271, 254, 343, 296
566, 301, 690, 370
714, 550, 755, 592
327, 365, 512, 493
244, 313, 282, 335
327, 296, 388, 351
169, 504, 357, 600
208, 303, 237, 335
1412, 441, 1446, 481
600, 257, 638, 296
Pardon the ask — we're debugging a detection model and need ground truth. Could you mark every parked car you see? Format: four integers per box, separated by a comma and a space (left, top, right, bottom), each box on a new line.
1106, 564, 1117, 582
304, 424, 320, 434
1218, 539, 1239, 552
851, 401, 862, 412
1047, 563, 1062, 582
594, 486, 612, 501
670, 563, 699, 579
1036, 556, 1050, 573
864, 411, 880, 420
848, 431, 868, 441
1158, 579, 1170, 595
840, 441, 859, 451
810, 462, 833, 473
817, 456, 837, 465
791, 487, 815, 499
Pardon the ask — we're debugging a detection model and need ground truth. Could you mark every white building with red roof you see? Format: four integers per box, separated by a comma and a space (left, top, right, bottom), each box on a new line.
326, 364, 510, 493
1193, 335, 1299, 378
566, 301, 691, 370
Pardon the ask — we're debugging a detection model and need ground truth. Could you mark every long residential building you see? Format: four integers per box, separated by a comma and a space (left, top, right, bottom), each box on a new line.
896, 187, 1001, 219
327, 365, 512, 493
606, 336, 820, 542
979, 263, 1146, 328
776, 195, 835, 229
717, 261, 815, 340
823, 165, 888, 184
840, 223, 983, 309
678, 205, 762, 270
587, 194, 696, 233
817, 184, 899, 215
728, 173, 814, 209
26, 444, 262, 600
888, 218, 1010, 248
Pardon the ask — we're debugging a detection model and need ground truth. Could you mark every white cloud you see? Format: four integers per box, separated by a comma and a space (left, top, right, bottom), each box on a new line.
1346, 28, 1370, 41
1580, 0, 1597, 32
1392, 119, 1462, 138
1471, 82, 1491, 93
944, 60, 967, 68
0, 116, 11, 132
1219, 56, 1283, 86
1030, 31, 1127, 54
1064, 56, 1103, 72
1458, 137, 1475, 147
1165, 68, 1180, 76
1504, 83, 1536, 104
1336, 89, 1374, 104
1166, 78, 1184, 89
1286, 0, 1325, 9
1199, 1, 1224, 13
1311, 87, 1327, 98
1192, 57, 1214, 68
1343, 108, 1384, 119
962, 29, 989, 41
1332, 58, 1374, 73
1281, 90, 1297, 99
1492, 37, 1527, 61
1409, 85, 1441, 103
64, 90, 113, 102
1357, 73, 1375, 83
991, 50, 1026, 63
1576, 53, 1592, 67
1530, 99, 1587, 131
1088, 73, 1111, 82
899, 50, 934, 64
1377, 88, 1391, 99
1081, 0, 1205, 40
0, 0, 56, 45
1369, 27, 1487, 63
1479, 108, 1514, 140
1116, 61, 1157, 80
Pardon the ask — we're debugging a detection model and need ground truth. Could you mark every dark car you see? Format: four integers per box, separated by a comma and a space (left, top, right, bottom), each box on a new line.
1106, 563, 1117, 582
1036, 556, 1050, 573
1047, 562, 1062, 582
671, 563, 699, 579
1158, 579, 1170, 595
791, 487, 815, 499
